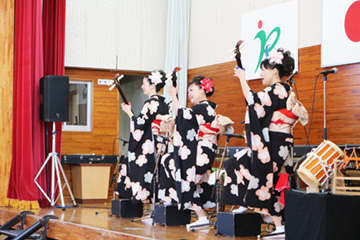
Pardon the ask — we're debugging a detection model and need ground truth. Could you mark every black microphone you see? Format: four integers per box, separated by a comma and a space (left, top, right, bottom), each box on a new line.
222, 133, 244, 139
155, 134, 170, 142
117, 137, 129, 144
319, 67, 338, 75
285, 71, 298, 83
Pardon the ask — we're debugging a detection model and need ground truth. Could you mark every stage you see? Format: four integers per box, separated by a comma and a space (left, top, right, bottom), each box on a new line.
0, 203, 285, 240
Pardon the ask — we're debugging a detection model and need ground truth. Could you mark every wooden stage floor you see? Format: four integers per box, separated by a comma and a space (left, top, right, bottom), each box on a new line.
0, 203, 285, 240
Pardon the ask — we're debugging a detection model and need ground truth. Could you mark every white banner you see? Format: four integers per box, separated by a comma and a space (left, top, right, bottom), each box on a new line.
322, 0, 360, 67
241, 1, 298, 80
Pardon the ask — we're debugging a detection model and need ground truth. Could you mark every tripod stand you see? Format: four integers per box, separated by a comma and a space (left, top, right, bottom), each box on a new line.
34, 122, 77, 210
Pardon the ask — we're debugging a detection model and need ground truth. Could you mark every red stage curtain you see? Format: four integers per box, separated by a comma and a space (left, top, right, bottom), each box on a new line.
41, 0, 67, 208
43, 0, 66, 159
7, 0, 67, 209
7, 0, 46, 209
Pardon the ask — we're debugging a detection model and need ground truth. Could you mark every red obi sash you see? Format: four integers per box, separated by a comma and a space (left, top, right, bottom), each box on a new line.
270, 108, 298, 125
152, 119, 161, 132
198, 123, 220, 137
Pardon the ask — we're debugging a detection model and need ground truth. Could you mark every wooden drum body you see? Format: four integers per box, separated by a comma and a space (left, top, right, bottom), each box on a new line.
298, 140, 344, 188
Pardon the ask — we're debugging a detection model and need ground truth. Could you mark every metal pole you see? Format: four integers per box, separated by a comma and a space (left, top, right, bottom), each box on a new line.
323, 75, 327, 140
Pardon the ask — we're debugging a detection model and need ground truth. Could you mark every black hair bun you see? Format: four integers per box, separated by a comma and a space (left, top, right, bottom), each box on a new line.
147, 70, 167, 92
277, 49, 295, 78
188, 75, 215, 97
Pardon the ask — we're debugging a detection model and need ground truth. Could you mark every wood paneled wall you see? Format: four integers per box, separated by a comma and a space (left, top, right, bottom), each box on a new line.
189, 45, 360, 147
62, 68, 120, 155
0, 0, 14, 206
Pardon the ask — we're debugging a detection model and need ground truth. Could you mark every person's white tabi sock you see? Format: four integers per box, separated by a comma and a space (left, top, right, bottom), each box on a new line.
263, 225, 285, 239
262, 214, 273, 223
232, 206, 248, 213
186, 216, 209, 228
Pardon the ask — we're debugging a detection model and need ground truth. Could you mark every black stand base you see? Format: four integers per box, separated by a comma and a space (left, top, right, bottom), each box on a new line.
153, 204, 191, 226
217, 212, 262, 237
111, 199, 143, 218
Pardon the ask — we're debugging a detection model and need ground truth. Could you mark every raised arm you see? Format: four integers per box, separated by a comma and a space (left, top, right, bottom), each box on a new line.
168, 85, 180, 116
234, 67, 251, 103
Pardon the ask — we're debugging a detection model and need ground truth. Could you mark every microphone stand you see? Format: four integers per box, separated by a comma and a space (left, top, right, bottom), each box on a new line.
96, 138, 128, 215
188, 133, 245, 231
322, 74, 328, 140
319, 68, 337, 141
285, 76, 302, 190
130, 134, 168, 224
322, 73, 330, 190
213, 135, 231, 235
110, 140, 128, 200
286, 78, 295, 168
285, 71, 297, 90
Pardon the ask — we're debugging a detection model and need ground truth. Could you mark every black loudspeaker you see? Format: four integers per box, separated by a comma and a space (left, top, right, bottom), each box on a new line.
111, 199, 143, 218
40, 75, 69, 122
153, 204, 191, 226
217, 212, 262, 237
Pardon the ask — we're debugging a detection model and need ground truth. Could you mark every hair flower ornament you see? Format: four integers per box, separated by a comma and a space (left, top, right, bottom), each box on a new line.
149, 71, 163, 85
268, 50, 283, 65
200, 78, 214, 93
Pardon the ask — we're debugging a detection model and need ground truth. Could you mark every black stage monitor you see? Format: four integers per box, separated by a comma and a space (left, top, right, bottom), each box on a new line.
40, 75, 69, 122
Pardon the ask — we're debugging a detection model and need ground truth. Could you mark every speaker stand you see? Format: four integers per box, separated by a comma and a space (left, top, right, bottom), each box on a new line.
34, 122, 77, 210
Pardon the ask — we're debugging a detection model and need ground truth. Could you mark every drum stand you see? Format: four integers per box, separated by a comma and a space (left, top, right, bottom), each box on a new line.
34, 122, 77, 210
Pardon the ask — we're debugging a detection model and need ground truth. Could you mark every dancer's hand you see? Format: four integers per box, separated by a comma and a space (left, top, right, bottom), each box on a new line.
234, 66, 250, 102
234, 67, 246, 80
121, 103, 133, 117
167, 85, 178, 97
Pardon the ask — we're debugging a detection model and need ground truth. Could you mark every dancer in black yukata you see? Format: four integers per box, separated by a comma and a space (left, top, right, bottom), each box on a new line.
221, 49, 308, 238
158, 75, 233, 228
116, 70, 172, 204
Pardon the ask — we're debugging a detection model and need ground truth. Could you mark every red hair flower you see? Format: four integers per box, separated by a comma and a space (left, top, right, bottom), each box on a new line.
200, 78, 214, 93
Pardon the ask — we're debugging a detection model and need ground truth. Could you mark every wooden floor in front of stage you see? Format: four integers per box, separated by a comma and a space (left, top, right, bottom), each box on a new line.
0, 203, 285, 240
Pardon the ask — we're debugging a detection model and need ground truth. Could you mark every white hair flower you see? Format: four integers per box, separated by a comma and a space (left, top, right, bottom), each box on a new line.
268, 50, 283, 65
149, 71, 163, 85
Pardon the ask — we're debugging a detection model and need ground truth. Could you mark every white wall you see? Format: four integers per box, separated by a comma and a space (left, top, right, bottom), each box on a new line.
65, 0, 322, 70
65, 0, 168, 71
188, 0, 322, 69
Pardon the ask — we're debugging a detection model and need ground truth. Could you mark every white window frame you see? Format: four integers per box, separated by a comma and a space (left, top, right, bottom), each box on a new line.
63, 80, 92, 132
